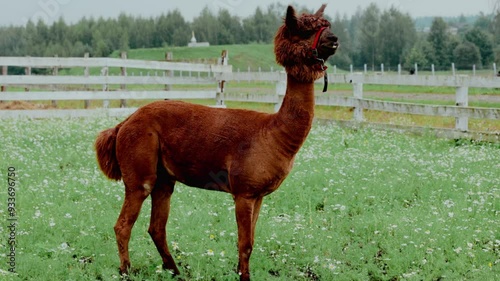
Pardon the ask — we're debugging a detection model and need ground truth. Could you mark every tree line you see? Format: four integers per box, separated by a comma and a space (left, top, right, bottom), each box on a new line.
1, 3, 500, 71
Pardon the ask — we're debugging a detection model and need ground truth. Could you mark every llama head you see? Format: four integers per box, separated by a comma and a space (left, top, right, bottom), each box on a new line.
274, 4, 339, 83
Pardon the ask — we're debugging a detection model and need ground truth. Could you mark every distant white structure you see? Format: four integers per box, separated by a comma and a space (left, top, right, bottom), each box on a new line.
188, 31, 210, 47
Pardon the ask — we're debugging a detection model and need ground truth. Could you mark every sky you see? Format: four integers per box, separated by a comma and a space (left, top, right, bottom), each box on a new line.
0, 0, 498, 26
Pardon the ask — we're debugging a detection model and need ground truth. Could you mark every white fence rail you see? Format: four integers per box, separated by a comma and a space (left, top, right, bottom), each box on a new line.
0, 56, 229, 72
1, 55, 499, 140
0, 52, 231, 116
0, 91, 217, 101
222, 72, 500, 132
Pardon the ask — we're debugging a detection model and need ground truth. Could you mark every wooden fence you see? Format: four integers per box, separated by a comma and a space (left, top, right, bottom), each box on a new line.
0, 52, 231, 118
1, 54, 499, 141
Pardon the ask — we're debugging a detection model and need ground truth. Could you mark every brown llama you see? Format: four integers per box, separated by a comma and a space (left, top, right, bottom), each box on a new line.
95, 4, 338, 281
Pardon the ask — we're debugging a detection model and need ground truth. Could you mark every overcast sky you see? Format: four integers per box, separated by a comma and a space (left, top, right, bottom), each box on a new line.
1, 0, 498, 26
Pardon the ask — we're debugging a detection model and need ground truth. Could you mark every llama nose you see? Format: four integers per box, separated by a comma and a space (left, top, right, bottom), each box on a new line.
328, 34, 338, 42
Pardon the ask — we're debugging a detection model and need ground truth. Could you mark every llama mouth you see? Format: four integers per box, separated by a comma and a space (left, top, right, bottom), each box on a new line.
330, 42, 339, 50
319, 42, 339, 58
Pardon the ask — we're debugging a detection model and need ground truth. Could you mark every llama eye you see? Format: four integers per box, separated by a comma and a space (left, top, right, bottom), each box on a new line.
300, 30, 316, 39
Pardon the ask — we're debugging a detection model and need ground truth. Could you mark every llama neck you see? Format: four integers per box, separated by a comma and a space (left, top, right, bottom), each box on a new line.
271, 74, 315, 157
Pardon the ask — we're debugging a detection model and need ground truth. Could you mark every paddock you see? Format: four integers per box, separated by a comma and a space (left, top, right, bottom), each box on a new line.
0, 54, 499, 141
1, 116, 498, 280
0, 55, 499, 280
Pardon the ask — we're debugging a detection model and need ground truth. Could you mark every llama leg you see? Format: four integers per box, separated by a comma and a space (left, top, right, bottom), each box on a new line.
234, 196, 261, 281
114, 186, 150, 274
114, 127, 160, 274
148, 178, 180, 276
250, 197, 263, 246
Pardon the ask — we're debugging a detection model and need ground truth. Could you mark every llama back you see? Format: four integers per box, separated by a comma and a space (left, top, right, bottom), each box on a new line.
95, 127, 122, 181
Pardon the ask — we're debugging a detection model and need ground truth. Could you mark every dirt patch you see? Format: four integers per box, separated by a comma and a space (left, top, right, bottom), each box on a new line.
0, 101, 53, 110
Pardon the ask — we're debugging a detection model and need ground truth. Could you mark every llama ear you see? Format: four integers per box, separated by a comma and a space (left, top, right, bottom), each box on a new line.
314, 4, 327, 17
285, 5, 298, 32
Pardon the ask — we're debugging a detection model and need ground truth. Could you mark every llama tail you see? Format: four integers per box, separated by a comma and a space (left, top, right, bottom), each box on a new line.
95, 127, 122, 181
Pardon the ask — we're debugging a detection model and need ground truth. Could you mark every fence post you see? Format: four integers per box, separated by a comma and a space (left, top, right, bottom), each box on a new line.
274, 73, 286, 112
431, 64, 435, 76
216, 50, 227, 107
120, 51, 127, 108
414, 63, 418, 76
101, 66, 109, 108
364, 64, 367, 74
84, 53, 90, 109
51, 55, 58, 108
25, 57, 31, 92
1, 65, 7, 93
494, 63, 497, 76
352, 73, 364, 122
452, 63, 456, 76
397, 64, 401, 75
473, 64, 476, 76
333, 65, 337, 74
165, 52, 173, 91
350, 64, 353, 73
381, 63, 384, 74
455, 75, 469, 132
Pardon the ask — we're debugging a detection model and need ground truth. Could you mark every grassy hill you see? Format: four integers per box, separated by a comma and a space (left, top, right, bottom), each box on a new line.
110, 44, 281, 72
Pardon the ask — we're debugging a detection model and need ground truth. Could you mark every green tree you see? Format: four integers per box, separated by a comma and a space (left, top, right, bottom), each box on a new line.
169, 10, 190, 46
413, 39, 435, 70
358, 3, 381, 70
191, 7, 219, 44
49, 17, 68, 44
348, 7, 364, 66
464, 27, 494, 67
70, 41, 88, 57
22, 21, 38, 55
155, 10, 190, 47
91, 29, 110, 57
131, 17, 156, 49
119, 32, 129, 52
216, 9, 242, 45
492, 11, 500, 44
494, 46, 500, 65
71, 17, 95, 47
404, 46, 428, 70
427, 17, 452, 69
328, 14, 352, 69
242, 7, 277, 43
474, 12, 491, 31
453, 41, 481, 69
378, 7, 417, 67
0, 26, 25, 56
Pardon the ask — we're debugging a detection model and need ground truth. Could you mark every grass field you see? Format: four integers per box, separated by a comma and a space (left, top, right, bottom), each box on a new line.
0, 117, 499, 280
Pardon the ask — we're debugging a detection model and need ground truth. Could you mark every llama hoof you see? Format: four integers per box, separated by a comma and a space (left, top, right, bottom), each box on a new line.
162, 263, 181, 279
118, 269, 130, 280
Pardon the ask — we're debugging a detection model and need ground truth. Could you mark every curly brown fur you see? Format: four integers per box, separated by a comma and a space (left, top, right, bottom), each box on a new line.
274, 5, 332, 83
95, 127, 121, 181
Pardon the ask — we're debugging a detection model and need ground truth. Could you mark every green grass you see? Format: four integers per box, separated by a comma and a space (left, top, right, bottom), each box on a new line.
57, 44, 280, 76
113, 44, 280, 72
0, 118, 499, 280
